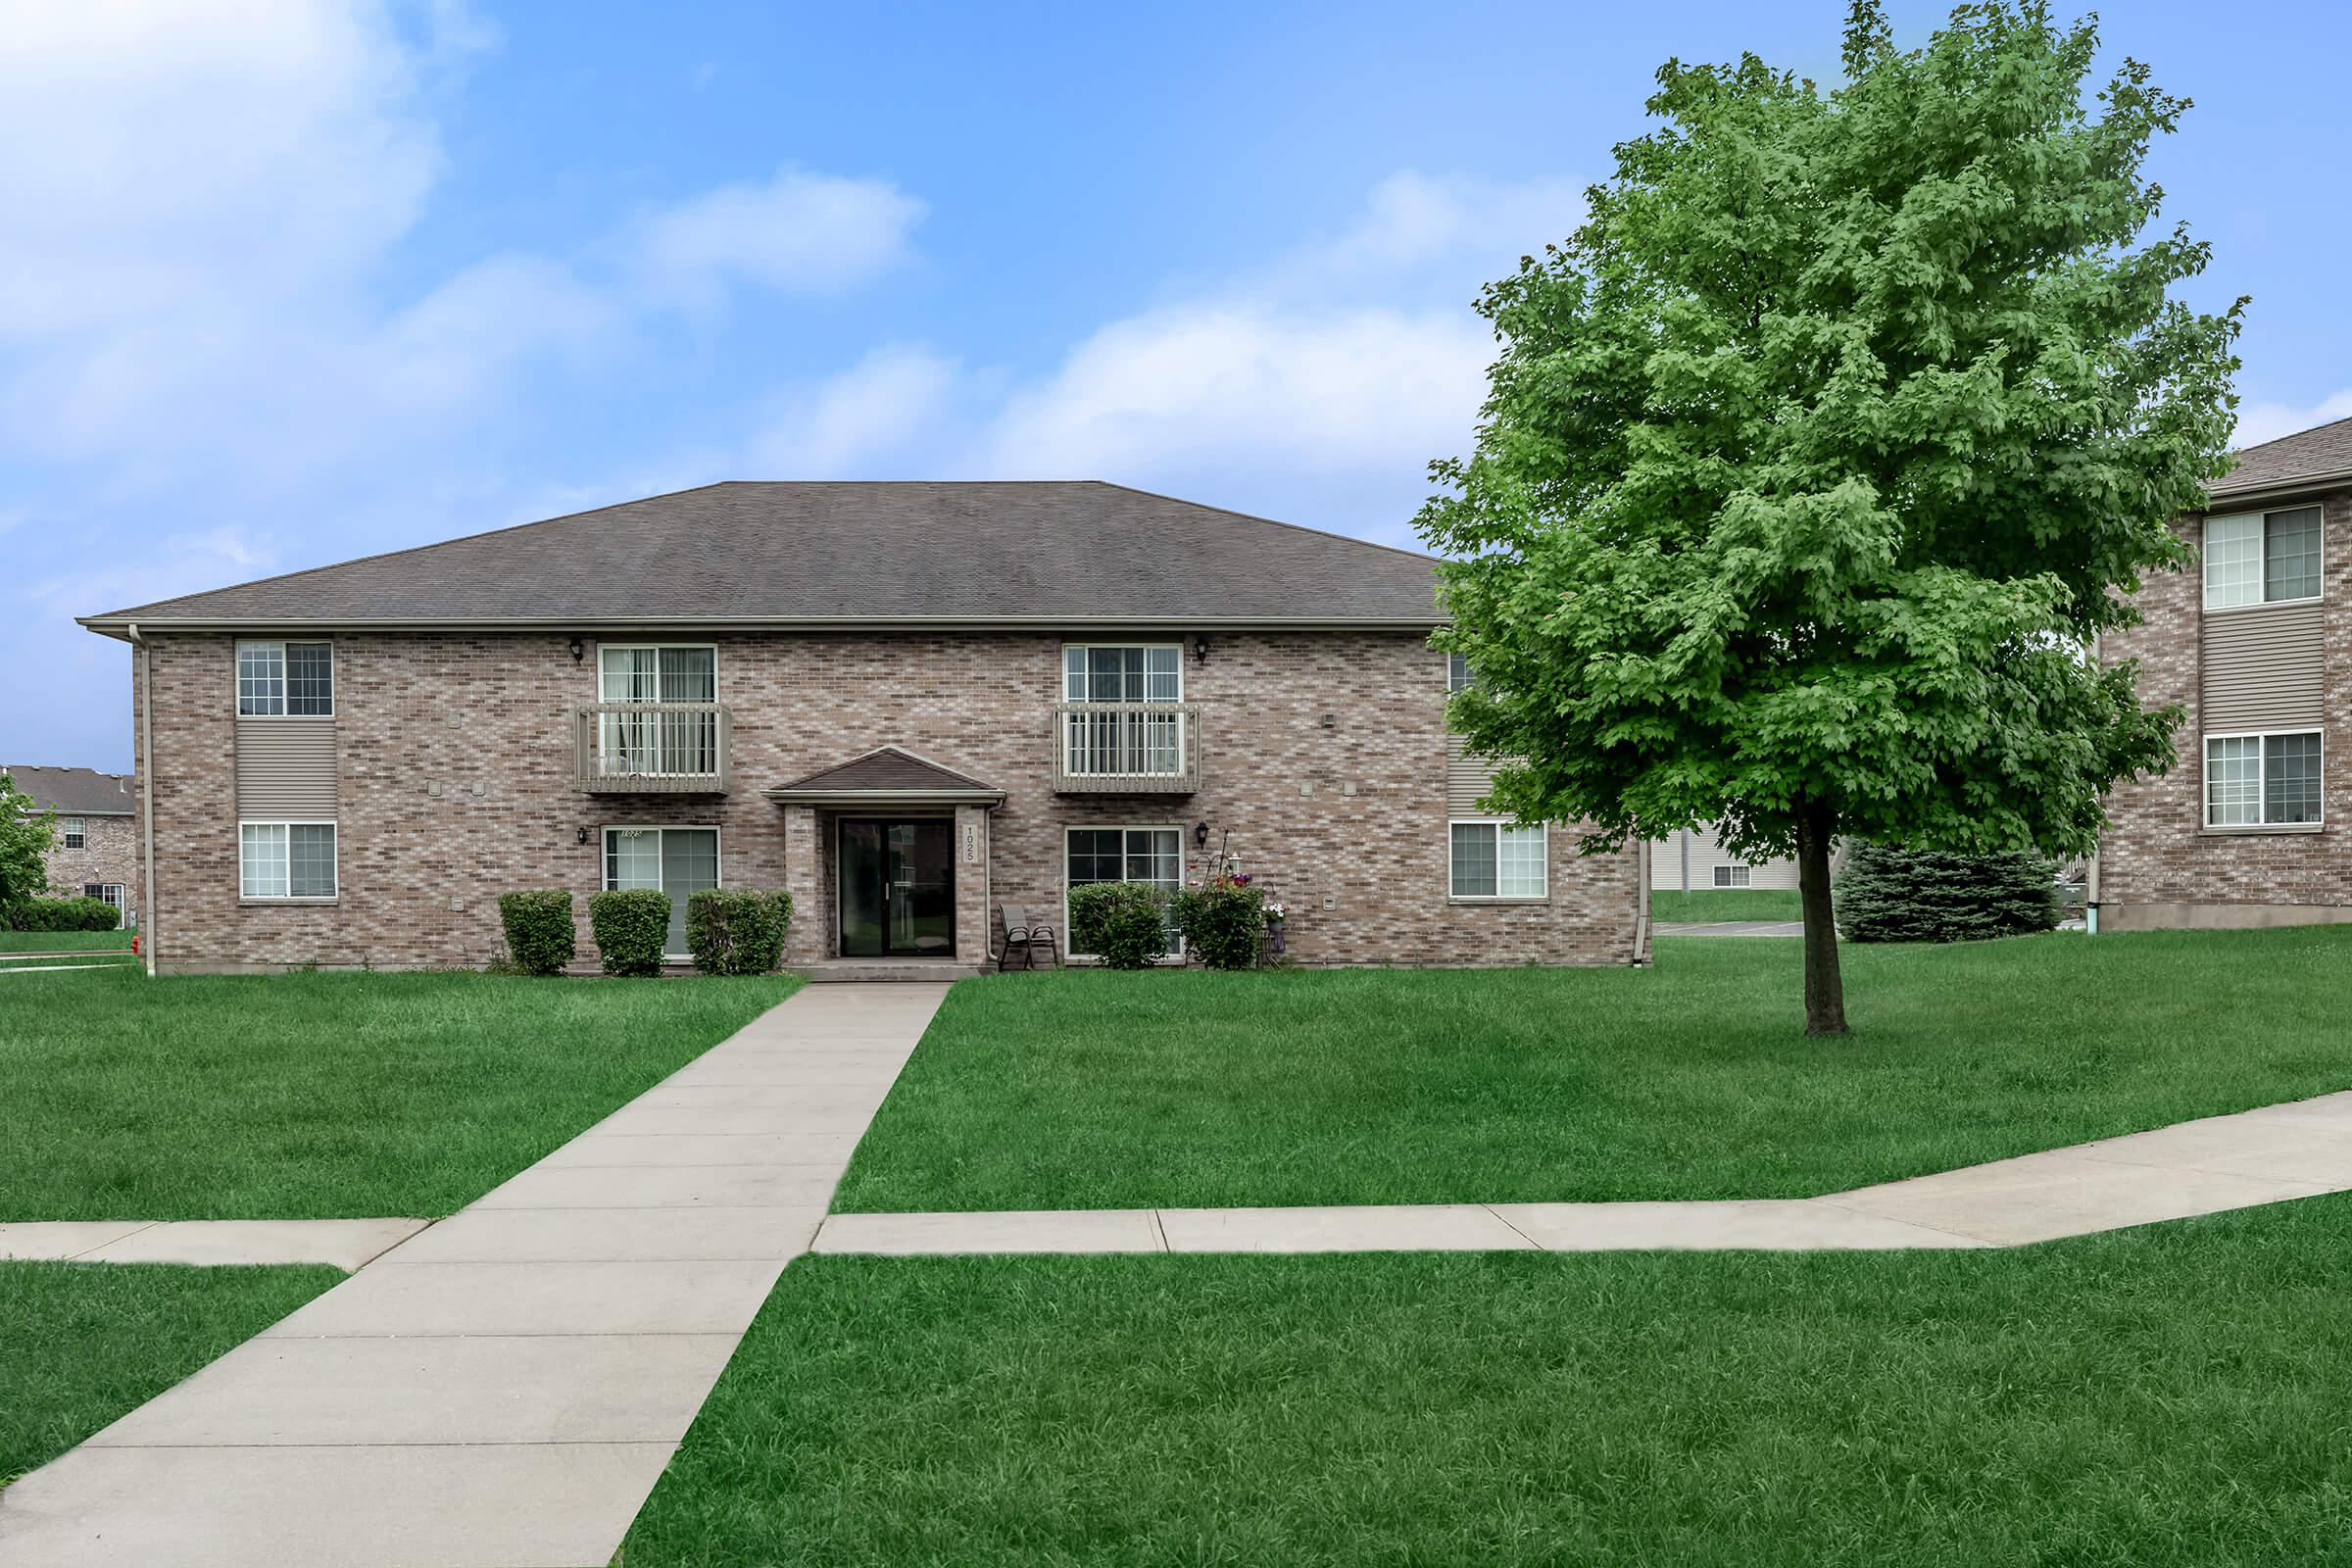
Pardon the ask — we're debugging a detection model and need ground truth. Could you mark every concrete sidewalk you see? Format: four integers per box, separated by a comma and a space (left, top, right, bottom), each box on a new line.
0, 982, 947, 1568
0, 1218, 427, 1268
813, 1090, 2352, 1256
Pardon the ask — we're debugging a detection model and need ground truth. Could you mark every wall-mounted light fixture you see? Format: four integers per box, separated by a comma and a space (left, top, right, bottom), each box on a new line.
1193, 634, 1210, 664
1193, 820, 1210, 848
568, 636, 585, 664
576, 826, 591, 846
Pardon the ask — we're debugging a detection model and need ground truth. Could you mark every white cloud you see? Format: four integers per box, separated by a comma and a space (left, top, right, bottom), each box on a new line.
633, 167, 924, 310
746, 345, 963, 477
2235, 389, 2352, 450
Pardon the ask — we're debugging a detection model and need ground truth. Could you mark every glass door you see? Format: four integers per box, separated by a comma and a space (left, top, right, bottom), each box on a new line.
839, 820, 956, 957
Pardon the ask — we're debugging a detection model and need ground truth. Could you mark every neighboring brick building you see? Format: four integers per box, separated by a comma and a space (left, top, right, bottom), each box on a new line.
2099, 416, 2352, 930
80, 483, 1647, 974
6, 764, 140, 925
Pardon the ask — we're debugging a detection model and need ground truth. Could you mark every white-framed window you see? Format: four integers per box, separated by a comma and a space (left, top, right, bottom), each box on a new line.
239, 822, 337, 899
60, 815, 85, 849
81, 883, 125, 909
2204, 507, 2324, 610
2205, 730, 2324, 828
1449, 820, 1547, 900
596, 645, 718, 777
1063, 644, 1181, 704
602, 825, 720, 957
1446, 653, 1474, 694
1064, 825, 1184, 955
236, 640, 334, 716
1713, 863, 1753, 888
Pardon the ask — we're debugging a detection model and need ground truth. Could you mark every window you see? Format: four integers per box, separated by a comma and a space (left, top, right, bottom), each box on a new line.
603, 826, 719, 956
82, 883, 124, 909
1713, 864, 1753, 888
1065, 826, 1183, 953
1450, 820, 1546, 900
236, 641, 334, 716
2205, 731, 2323, 828
240, 822, 337, 899
60, 816, 85, 849
1447, 654, 1473, 694
596, 646, 718, 777
1063, 645, 1181, 704
2205, 508, 2325, 609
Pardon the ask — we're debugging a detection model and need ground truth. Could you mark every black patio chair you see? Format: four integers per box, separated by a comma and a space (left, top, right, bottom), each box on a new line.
996, 904, 1061, 971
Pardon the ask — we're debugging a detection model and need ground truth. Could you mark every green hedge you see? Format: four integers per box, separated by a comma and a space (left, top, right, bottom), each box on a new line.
686, 889, 794, 975
1067, 882, 1169, 969
1837, 843, 2062, 944
1171, 877, 1265, 970
497, 890, 576, 976
590, 889, 674, 977
9, 896, 120, 932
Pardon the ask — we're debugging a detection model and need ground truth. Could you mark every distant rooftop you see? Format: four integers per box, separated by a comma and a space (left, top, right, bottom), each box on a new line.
6, 764, 133, 815
81, 482, 1444, 633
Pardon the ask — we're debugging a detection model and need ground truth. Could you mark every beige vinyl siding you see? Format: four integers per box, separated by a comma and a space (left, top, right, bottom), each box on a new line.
234, 715, 338, 818
1445, 734, 1501, 815
1648, 825, 1802, 891
2202, 600, 2325, 732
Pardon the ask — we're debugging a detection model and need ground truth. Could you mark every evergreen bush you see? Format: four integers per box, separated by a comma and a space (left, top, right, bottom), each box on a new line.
10, 896, 120, 932
1066, 881, 1169, 969
496, 890, 576, 976
589, 888, 674, 977
1171, 875, 1265, 970
685, 889, 794, 975
1836, 843, 2062, 944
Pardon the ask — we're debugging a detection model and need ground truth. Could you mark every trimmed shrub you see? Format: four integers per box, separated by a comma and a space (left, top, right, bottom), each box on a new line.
590, 888, 674, 977
1171, 875, 1265, 970
1067, 881, 1169, 969
497, 890, 576, 976
1837, 842, 2063, 944
686, 889, 794, 976
11, 896, 120, 932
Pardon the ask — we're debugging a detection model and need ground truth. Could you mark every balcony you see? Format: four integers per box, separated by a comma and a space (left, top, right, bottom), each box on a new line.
574, 702, 731, 794
1052, 702, 1200, 794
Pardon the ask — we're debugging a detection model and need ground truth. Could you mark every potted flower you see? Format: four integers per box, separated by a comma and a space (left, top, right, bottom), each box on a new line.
1262, 898, 1287, 956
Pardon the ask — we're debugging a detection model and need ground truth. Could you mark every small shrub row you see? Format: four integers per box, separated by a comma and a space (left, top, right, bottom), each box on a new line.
497, 887, 796, 977
1067, 881, 1171, 969
7, 896, 121, 932
685, 889, 794, 976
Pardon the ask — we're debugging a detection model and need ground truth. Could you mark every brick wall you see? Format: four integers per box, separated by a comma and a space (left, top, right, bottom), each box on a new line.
40, 812, 142, 920
2099, 493, 2352, 926
136, 627, 1643, 970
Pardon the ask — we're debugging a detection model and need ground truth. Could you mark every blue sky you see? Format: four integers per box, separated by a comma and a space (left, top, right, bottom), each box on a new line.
5, 0, 2347, 771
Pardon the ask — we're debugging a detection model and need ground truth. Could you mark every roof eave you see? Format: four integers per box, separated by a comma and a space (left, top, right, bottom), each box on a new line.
760, 787, 1007, 808
2207, 466, 2352, 509
77, 612, 1447, 642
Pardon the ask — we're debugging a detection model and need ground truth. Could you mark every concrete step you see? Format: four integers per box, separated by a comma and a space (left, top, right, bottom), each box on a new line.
790, 961, 979, 984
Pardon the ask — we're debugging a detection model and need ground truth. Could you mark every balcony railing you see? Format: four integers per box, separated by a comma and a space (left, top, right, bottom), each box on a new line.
574, 702, 731, 794
1052, 702, 1200, 794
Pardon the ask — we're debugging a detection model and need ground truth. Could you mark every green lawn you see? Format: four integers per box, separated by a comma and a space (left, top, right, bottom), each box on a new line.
1648, 887, 1802, 921
0, 969, 795, 1221
0, 930, 137, 969
1, 1262, 340, 1487
834, 926, 2352, 1212
623, 1195, 2352, 1566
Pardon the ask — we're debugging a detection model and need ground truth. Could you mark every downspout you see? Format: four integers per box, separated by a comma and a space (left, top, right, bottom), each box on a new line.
1633, 837, 1651, 967
126, 623, 158, 979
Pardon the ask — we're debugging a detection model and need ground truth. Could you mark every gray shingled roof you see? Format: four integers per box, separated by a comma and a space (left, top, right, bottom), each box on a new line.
769, 746, 999, 796
82, 482, 1443, 630
2214, 416, 2352, 499
6, 765, 134, 815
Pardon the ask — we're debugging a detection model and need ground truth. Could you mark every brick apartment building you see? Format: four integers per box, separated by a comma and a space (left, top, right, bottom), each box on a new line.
2099, 416, 2352, 929
80, 483, 1647, 974
7, 764, 140, 924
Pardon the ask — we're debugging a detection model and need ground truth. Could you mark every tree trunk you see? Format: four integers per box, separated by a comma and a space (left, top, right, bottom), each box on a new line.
1796, 806, 1847, 1036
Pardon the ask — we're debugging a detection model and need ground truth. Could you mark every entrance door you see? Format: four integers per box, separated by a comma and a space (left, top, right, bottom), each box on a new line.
839, 819, 956, 957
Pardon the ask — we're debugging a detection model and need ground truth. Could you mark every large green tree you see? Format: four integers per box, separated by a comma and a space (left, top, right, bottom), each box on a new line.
1421, 1, 2239, 1034
0, 771, 57, 915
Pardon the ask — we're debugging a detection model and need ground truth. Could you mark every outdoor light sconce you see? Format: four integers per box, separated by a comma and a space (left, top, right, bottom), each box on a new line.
576, 826, 591, 846
567, 636, 585, 664
1193, 820, 1210, 848
1193, 634, 1210, 663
